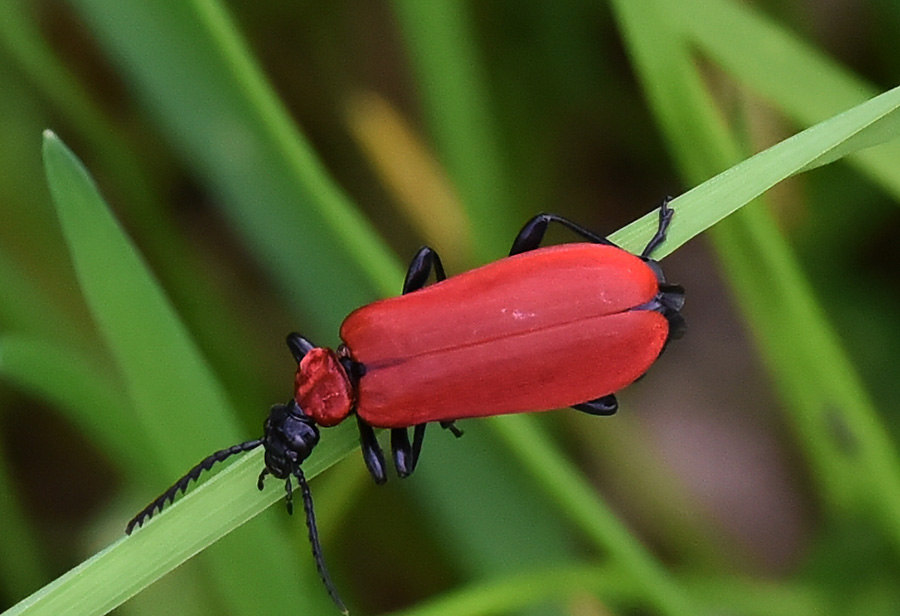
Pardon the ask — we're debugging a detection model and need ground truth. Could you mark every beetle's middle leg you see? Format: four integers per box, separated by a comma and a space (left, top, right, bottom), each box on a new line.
383, 246, 452, 479
509, 213, 618, 256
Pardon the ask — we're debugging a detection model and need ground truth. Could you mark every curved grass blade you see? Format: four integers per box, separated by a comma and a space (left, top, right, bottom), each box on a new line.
33, 131, 336, 615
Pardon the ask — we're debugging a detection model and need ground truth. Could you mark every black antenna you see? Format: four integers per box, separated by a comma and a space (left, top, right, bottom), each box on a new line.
290, 467, 349, 615
125, 439, 264, 534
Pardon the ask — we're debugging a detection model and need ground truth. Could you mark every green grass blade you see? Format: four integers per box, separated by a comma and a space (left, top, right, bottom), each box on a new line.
489, 415, 697, 616
607, 84, 900, 258
613, 0, 900, 555
0, 434, 48, 601
0, 0, 279, 419
676, 0, 900, 192
38, 131, 335, 615
385, 566, 829, 616
391, 0, 518, 255
0, 334, 141, 474
42, 130, 243, 480
68, 0, 402, 329
0, 252, 79, 341
386, 564, 631, 616
0, 435, 357, 616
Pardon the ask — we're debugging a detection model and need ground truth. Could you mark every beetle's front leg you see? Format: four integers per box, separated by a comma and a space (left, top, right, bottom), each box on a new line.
403, 246, 447, 293
286, 332, 317, 363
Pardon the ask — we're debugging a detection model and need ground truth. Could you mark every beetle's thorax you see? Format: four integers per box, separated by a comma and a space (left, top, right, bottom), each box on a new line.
293, 347, 354, 427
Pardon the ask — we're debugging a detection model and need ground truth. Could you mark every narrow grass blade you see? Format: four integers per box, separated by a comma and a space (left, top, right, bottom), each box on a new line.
613, 0, 900, 556
0, 334, 141, 474
609, 84, 900, 257
68, 0, 402, 328
391, 0, 517, 254
39, 131, 335, 615
1, 437, 355, 616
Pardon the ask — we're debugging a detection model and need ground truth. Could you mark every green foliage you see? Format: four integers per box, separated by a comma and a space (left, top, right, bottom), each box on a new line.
2, 1, 900, 615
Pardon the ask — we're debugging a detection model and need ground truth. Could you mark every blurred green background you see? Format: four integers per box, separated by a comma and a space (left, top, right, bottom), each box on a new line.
2, 1, 900, 615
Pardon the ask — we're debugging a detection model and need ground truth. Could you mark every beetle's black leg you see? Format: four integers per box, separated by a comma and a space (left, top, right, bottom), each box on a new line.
391, 424, 426, 478
509, 198, 677, 257
411, 423, 428, 462
257, 468, 270, 491
286, 332, 316, 363
403, 246, 447, 294
509, 213, 618, 255
357, 415, 388, 484
573, 394, 618, 416
366, 249, 467, 479
380, 246, 448, 480
391, 428, 413, 477
393, 419, 463, 477
640, 196, 674, 259
354, 248, 447, 484
283, 474, 295, 515
440, 421, 464, 437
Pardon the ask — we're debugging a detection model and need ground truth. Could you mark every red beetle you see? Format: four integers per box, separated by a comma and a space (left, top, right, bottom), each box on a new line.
127, 201, 684, 613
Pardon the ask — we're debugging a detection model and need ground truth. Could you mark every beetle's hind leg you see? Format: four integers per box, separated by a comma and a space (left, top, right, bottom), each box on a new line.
640, 196, 674, 259
573, 394, 618, 416
509, 214, 618, 256
440, 420, 463, 437
509, 197, 676, 257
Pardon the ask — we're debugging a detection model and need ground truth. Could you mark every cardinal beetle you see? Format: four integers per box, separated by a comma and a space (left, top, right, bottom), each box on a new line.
126, 200, 685, 613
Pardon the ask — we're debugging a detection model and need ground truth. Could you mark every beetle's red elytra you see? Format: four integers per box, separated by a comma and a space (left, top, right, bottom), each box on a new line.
333, 243, 669, 428
126, 201, 685, 614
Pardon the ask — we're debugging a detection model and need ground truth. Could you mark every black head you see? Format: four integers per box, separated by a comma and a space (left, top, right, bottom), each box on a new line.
261, 400, 321, 479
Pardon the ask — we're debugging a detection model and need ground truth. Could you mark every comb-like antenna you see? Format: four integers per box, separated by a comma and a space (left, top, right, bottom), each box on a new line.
126, 439, 264, 534
293, 467, 349, 615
